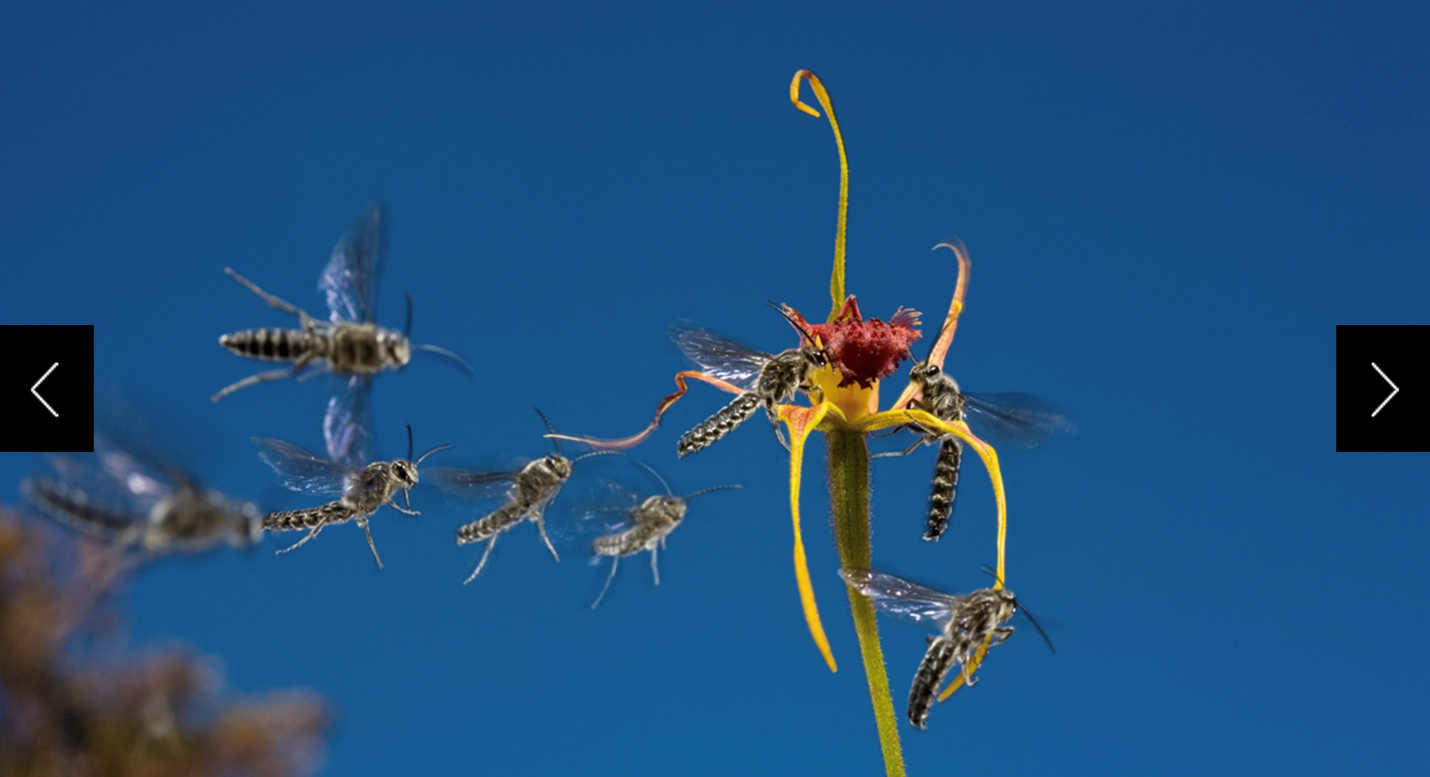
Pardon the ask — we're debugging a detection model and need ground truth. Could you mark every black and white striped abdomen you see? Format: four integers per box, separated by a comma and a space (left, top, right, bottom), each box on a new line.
219, 328, 321, 363
263, 502, 354, 531
908, 636, 960, 730
923, 438, 963, 542
456, 503, 525, 544
677, 393, 762, 457
592, 524, 658, 558
22, 478, 135, 539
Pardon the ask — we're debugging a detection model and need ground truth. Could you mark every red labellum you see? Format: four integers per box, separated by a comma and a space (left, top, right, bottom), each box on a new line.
787, 296, 921, 388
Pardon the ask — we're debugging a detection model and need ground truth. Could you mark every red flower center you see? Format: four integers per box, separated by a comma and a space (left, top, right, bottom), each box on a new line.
790, 296, 920, 388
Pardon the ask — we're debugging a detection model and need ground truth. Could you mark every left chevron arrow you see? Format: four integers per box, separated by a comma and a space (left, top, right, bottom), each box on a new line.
31, 362, 58, 417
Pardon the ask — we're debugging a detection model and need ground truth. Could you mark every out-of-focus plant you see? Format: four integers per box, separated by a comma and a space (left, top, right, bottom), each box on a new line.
555, 71, 1014, 776
0, 506, 328, 777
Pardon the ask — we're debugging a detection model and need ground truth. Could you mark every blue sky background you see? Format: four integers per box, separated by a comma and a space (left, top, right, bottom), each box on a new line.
3, 1, 1428, 774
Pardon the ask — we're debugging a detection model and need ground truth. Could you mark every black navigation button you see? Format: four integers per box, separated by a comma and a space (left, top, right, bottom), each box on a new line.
1336, 325, 1430, 452
0, 325, 94, 453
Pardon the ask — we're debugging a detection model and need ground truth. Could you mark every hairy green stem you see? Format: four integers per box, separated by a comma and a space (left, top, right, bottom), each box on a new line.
827, 429, 905, 777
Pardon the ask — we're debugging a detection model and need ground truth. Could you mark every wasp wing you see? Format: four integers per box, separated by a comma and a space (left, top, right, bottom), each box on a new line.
839, 569, 961, 627
961, 392, 1075, 450
324, 374, 374, 468
425, 466, 521, 501
667, 320, 769, 390
319, 202, 387, 324
252, 438, 350, 497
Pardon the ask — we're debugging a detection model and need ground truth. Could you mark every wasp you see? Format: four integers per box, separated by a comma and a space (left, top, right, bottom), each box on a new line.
671, 305, 829, 457
840, 568, 1053, 730
214, 203, 471, 466
897, 321, 1072, 541
429, 409, 617, 584
253, 425, 449, 569
588, 461, 740, 608
22, 432, 262, 556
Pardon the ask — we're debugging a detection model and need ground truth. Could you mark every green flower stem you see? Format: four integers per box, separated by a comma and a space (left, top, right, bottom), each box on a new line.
827, 428, 905, 777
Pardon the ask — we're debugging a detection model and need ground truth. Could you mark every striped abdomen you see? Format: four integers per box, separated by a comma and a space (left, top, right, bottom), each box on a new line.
263, 502, 355, 531
220, 328, 322, 364
908, 636, 959, 730
923, 438, 963, 541
456, 503, 525, 544
23, 479, 134, 539
677, 393, 762, 457
592, 525, 659, 558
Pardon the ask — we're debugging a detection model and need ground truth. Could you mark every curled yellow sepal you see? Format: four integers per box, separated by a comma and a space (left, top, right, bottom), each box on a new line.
891, 239, 971, 412
777, 400, 841, 672
790, 69, 849, 323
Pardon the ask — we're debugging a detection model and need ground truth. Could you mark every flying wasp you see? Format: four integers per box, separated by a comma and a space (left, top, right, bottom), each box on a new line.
214, 203, 471, 466
588, 461, 740, 608
670, 305, 829, 457
839, 568, 1054, 730
429, 408, 617, 584
22, 432, 262, 557
253, 425, 450, 569
896, 319, 1072, 541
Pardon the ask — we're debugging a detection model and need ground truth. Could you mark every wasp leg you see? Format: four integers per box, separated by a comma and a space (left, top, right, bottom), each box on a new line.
764, 403, 791, 452
384, 496, 419, 517
870, 435, 928, 460
591, 556, 620, 609
356, 515, 383, 569
650, 546, 660, 586
225, 268, 316, 321
532, 512, 561, 563
275, 525, 324, 556
211, 354, 317, 402
463, 535, 499, 585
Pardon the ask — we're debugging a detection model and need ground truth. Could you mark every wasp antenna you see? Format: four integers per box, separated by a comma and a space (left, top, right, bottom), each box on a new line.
1017, 601, 1057, 655
633, 460, 674, 496
980, 565, 1006, 588
765, 301, 820, 349
403, 290, 414, 338
406, 424, 415, 461
533, 407, 560, 456
413, 343, 475, 375
683, 483, 743, 501
415, 444, 452, 466
570, 450, 624, 465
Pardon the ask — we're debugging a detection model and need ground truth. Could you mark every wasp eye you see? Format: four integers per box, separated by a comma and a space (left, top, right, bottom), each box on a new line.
926, 364, 940, 375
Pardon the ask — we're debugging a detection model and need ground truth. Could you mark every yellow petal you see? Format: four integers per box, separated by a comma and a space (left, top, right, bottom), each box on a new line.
789, 70, 849, 322
778, 401, 838, 673
890, 239, 971, 412
859, 408, 1007, 585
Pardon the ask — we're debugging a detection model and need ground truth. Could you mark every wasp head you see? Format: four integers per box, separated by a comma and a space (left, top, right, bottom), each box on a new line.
544, 454, 572, 480
391, 459, 419, 488
382, 330, 413, 367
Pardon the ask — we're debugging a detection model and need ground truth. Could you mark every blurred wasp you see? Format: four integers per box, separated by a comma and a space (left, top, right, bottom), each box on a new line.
894, 314, 1072, 541
671, 305, 829, 456
430, 408, 617, 584
22, 432, 262, 557
213, 203, 471, 466
840, 568, 1053, 730
588, 461, 740, 608
253, 425, 450, 569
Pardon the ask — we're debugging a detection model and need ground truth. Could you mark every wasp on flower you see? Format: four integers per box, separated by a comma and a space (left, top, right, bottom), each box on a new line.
552, 70, 1063, 776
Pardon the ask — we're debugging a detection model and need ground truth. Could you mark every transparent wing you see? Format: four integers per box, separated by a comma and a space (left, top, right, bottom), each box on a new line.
38, 452, 167, 519
324, 375, 374, 468
839, 569, 961, 627
962, 392, 1075, 450
319, 202, 387, 324
425, 466, 520, 501
551, 478, 641, 541
667, 319, 770, 390
252, 438, 350, 496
